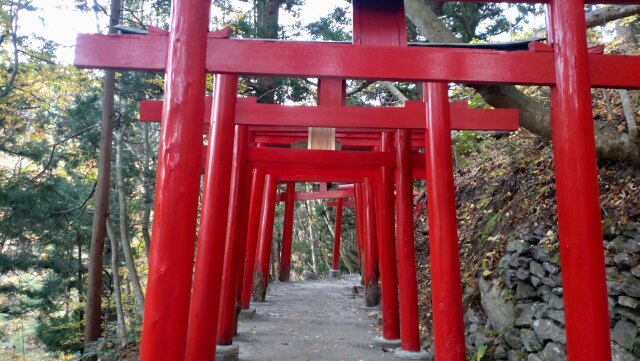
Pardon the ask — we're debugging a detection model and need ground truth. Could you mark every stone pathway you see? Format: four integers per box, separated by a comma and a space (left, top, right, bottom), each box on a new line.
234, 275, 396, 361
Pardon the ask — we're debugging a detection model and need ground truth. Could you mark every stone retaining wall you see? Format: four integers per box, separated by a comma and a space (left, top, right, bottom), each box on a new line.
466, 229, 640, 360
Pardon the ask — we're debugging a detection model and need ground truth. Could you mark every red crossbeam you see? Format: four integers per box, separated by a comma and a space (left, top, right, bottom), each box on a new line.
252, 131, 427, 148
75, 34, 640, 88
257, 166, 426, 182
265, 168, 378, 182
326, 200, 355, 207
275, 189, 355, 202
247, 147, 396, 168
139, 99, 518, 131
247, 148, 428, 180
254, 135, 384, 148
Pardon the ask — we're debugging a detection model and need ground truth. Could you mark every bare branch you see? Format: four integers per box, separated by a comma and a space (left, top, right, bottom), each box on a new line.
346, 80, 374, 96
31, 124, 101, 181
52, 182, 98, 215
617, 89, 638, 140
586, 5, 640, 28
378, 81, 409, 102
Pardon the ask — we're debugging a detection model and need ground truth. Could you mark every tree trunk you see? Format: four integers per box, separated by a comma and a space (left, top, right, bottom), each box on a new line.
585, 5, 640, 28
140, 123, 152, 259
304, 200, 318, 273
316, 235, 331, 274
320, 206, 343, 272
83, 0, 121, 355
294, 210, 309, 276
321, 209, 335, 239
618, 89, 638, 140
404, 0, 640, 163
272, 239, 280, 282
77, 237, 84, 311
252, 268, 267, 302
615, 19, 639, 142
106, 217, 127, 347
365, 275, 381, 307
339, 248, 355, 275
309, 232, 317, 273
115, 127, 145, 317
254, 0, 281, 103
602, 89, 615, 120
255, 0, 280, 38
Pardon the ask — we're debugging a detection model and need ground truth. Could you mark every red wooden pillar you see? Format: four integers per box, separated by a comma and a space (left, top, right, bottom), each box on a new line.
355, 182, 366, 279
377, 132, 400, 341
548, 1, 611, 359
216, 125, 249, 346
279, 182, 296, 282
241, 168, 266, 309
395, 129, 422, 352
138, 1, 210, 358
363, 177, 380, 307
184, 74, 239, 360
424, 82, 466, 361
233, 164, 254, 325
254, 174, 278, 301
331, 198, 344, 271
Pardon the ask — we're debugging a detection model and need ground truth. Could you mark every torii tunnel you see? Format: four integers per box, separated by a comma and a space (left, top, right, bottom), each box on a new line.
75, 0, 640, 359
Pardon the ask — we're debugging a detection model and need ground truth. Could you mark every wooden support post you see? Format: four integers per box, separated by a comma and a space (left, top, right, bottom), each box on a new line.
377, 132, 401, 341
355, 183, 366, 281
331, 198, 344, 271
424, 82, 466, 361
253, 174, 278, 302
216, 125, 249, 346
395, 129, 422, 352
185, 74, 239, 360
279, 182, 296, 282
548, 1, 611, 359
241, 168, 266, 309
139, 0, 211, 359
233, 165, 254, 330
363, 177, 381, 307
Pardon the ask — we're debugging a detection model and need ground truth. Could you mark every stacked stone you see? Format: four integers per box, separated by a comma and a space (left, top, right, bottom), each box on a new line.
605, 231, 640, 360
465, 229, 640, 361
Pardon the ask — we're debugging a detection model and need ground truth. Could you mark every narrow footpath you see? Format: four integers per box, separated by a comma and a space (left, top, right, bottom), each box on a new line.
234, 275, 396, 361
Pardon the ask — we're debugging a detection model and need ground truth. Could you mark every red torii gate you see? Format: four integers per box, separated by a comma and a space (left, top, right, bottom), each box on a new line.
139, 91, 517, 356
274, 183, 355, 279
141, 95, 514, 272
140, 93, 515, 287
74, 0, 632, 359
324, 186, 423, 277
223, 135, 417, 349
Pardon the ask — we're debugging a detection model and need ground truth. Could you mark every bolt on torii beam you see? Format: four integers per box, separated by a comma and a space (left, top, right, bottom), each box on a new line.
74, 0, 633, 359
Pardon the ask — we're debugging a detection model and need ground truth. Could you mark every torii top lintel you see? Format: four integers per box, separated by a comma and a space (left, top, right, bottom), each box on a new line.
74, 0, 640, 89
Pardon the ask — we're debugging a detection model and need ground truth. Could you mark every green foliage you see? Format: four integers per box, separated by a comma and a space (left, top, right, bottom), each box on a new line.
0, 1, 161, 355
306, 6, 351, 41
35, 309, 84, 354
481, 212, 502, 241
474, 343, 488, 361
453, 131, 488, 168
441, 3, 538, 42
